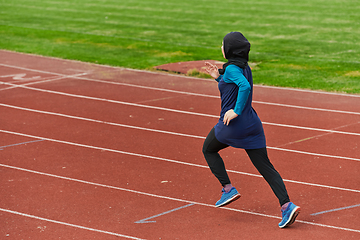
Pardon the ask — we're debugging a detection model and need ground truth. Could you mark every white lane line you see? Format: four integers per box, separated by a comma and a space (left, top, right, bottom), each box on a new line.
0, 73, 89, 92
65, 77, 360, 116
68, 77, 360, 116
0, 103, 205, 139
1, 84, 359, 137
0, 81, 217, 118
1, 62, 359, 115
0, 163, 359, 233
1, 103, 359, 162
0, 63, 65, 76
255, 101, 360, 116
261, 121, 360, 136
0, 208, 145, 240
255, 84, 360, 98
0, 73, 41, 80
267, 147, 360, 162
0, 129, 359, 193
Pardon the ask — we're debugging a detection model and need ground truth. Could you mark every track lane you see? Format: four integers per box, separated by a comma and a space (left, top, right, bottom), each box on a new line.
1, 140, 359, 237
0, 100, 359, 190
1, 50, 357, 236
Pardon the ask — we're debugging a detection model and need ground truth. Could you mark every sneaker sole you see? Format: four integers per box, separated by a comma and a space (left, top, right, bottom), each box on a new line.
215, 193, 240, 207
287, 208, 300, 226
279, 207, 300, 228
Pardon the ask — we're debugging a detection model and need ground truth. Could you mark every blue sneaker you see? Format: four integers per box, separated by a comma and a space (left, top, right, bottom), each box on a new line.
278, 202, 300, 228
215, 187, 240, 207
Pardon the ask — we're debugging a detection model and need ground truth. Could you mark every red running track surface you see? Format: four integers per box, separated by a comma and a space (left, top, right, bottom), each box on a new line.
0, 50, 360, 239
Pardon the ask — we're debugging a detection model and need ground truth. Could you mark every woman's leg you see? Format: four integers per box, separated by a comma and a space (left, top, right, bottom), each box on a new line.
202, 128, 231, 186
245, 148, 290, 206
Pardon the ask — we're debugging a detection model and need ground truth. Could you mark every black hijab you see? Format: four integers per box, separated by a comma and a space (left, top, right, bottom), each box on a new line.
219, 32, 250, 75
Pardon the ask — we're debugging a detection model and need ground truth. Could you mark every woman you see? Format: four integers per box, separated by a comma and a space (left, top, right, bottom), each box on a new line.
203, 31, 300, 228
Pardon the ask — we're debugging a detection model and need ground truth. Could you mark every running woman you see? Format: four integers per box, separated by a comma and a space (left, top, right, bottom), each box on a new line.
203, 31, 300, 228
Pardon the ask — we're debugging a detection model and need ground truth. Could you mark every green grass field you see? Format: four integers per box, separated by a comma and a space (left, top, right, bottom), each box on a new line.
1, 0, 359, 93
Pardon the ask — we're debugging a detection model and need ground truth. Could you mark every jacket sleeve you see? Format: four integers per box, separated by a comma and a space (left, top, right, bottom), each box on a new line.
215, 75, 222, 82
223, 65, 251, 115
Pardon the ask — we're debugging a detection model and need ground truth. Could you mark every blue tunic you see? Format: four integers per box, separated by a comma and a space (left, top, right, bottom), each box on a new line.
214, 65, 266, 149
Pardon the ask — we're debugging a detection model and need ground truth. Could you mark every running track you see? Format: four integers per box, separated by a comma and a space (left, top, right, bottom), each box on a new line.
0, 50, 359, 239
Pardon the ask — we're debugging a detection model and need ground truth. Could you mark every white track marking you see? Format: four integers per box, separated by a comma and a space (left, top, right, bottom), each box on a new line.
0, 103, 205, 139
0, 73, 89, 92
63, 77, 360, 116
1, 103, 359, 162
0, 129, 359, 193
1, 103, 360, 161
0, 62, 359, 116
0, 63, 65, 76
0, 208, 145, 240
267, 146, 360, 162
255, 85, 360, 98
1, 82, 359, 137
262, 121, 360, 136
0, 163, 359, 233
255, 100, 360, 115
0, 81, 217, 117
0, 73, 41, 81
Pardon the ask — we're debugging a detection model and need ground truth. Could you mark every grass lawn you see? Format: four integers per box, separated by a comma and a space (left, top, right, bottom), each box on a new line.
0, 0, 359, 93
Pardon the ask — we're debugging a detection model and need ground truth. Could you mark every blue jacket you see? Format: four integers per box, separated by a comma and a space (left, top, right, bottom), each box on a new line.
214, 65, 266, 149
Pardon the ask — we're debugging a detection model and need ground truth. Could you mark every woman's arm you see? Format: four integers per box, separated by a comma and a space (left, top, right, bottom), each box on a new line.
222, 65, 251, 125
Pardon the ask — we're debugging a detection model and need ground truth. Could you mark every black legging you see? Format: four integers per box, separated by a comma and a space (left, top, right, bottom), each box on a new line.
202, 128, 290, 206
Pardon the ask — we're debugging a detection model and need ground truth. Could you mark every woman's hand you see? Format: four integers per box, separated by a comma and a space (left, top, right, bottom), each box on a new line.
204, 62, 220, 79
223, 109, 238, 125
